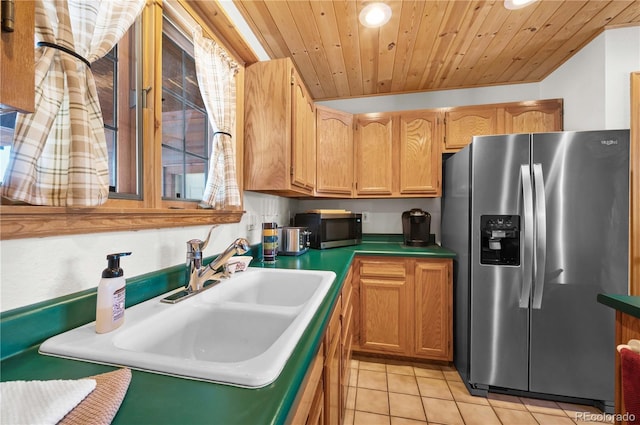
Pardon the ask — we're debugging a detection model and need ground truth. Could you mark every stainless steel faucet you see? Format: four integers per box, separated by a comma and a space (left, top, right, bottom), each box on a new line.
186, 227, 250, 293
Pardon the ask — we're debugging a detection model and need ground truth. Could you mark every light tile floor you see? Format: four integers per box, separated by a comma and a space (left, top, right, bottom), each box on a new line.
343, 356, 612, 425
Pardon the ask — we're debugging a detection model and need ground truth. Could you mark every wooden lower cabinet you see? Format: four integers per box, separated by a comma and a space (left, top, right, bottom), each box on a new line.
341, 267, 354, 413
413, 260, 452, 361
289, 342, 325, 425
324, 298, 342, 425
357, 258, 410, 354
353, 256, 453, 361
306, 379, 325, 425
290, 270, 354, 425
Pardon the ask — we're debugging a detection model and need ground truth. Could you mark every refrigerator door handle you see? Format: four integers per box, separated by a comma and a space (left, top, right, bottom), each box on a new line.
520, 164, 534, 308
532, 163, 547, 310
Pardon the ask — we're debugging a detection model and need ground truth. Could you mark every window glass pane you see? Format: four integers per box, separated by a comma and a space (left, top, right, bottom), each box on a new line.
105, 128, 116, 189
93, 20, 140, 198
185, 107, 206, 157
161, 17, 210, 202
162, 146, 184, 199
162, 91, 184, 150
93, 54, 116, 127
0, 113, 16, 185
162, 34, 182, 94
184, 55, 204, 109
185, 154, 206, 200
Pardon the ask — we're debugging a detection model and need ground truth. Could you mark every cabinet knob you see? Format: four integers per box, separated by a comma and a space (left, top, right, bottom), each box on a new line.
1, 0, 15, 33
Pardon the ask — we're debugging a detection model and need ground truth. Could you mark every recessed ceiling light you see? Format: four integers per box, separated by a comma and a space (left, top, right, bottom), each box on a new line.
359, 3, 392, 28
504, 0, 538, 10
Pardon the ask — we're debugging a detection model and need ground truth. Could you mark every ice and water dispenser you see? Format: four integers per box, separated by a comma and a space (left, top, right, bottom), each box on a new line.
480, 215, 520, 265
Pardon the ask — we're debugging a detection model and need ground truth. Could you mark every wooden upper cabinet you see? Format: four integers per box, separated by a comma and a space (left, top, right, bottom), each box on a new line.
0, 0, 35, 112
354, 113, 394, 196
315, 106, 353, 197
444, 105, 498, 152
503, 99, 563, 134
398, 110, 442, 196
244, 58, 314, 196
443, 99, 564, 152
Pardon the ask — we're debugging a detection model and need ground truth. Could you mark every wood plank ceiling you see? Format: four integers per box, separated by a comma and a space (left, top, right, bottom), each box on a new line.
191, 0, 640, 101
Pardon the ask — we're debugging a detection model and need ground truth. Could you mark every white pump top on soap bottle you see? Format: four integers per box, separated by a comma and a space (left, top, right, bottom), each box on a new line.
96, 252, 131, 334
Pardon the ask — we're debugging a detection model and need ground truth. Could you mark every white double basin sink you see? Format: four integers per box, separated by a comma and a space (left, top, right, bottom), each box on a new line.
40, 268, 336, 388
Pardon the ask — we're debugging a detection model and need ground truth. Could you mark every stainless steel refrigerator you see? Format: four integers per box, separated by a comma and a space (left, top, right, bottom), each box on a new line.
442, 130, 629, 409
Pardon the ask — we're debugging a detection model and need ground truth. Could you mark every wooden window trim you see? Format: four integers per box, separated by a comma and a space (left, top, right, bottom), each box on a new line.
0, 204, 244, 240
0, 0, 245, 240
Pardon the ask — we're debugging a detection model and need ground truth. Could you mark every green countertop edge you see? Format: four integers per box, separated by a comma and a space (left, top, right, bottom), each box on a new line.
0, 238, 455, 425
597, 294, 640, 319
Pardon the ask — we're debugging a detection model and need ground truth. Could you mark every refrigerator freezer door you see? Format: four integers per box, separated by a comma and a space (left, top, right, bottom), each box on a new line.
529, 130, 629, 401
469, 134, 531, 391
442, 147, 472, 382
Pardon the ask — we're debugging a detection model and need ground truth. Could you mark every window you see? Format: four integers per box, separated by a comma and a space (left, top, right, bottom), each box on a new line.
93, 21, 141, 198
0, 1, 244, 240
161, 20, 211, 201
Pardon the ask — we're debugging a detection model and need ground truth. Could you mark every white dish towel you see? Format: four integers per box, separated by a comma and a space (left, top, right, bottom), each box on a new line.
0, 378, 96, 425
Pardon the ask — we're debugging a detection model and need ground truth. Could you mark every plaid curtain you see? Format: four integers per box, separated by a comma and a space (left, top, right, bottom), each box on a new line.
192, 26, 241, 209
1, 0, 145, 206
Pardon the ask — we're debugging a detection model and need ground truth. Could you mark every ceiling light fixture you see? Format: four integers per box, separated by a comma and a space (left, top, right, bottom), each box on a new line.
504, 0, 538, 10
359, 2, 392, 28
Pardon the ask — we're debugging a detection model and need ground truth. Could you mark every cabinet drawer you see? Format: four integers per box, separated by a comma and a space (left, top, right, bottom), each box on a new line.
359, 260, 406, 278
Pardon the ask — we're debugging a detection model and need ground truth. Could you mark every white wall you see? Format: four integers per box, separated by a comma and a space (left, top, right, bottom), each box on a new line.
605, 26, 640, 129
317, 83, 540, 114
296, 198, 442, 241
2, 27, 638, 312
0, 191, 293, 312
539, 26, 640, 130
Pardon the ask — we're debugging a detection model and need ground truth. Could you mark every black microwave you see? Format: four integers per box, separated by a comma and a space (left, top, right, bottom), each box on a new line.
294, 213, 362, 249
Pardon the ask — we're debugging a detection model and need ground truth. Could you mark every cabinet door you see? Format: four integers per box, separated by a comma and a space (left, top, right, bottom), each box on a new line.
413, 259, 452, 361
341, 267, 354, 413
324, 300, 342, 425
244, 59, 292, 193
316, 106, 353, 196
358, 259, 409, 354
399, 111, 441, 195
291, 70, 315, 193
354, 114, 394, 196
503, 99, 563, 134
307, 380, 325, 425
0, 0, 34, 112
444, 106, 498, 151
289, 342, 325, 425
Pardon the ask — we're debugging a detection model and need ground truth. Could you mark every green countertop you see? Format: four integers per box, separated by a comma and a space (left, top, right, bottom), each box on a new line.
597, 294, 640, 319
0, 236, 454, 425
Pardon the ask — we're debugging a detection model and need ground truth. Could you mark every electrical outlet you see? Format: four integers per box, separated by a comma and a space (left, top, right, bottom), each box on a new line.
247, 214, 257, 231
361, 211, 370, 223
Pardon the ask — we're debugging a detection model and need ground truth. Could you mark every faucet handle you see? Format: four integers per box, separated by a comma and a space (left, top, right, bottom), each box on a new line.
187, 225, 217, 254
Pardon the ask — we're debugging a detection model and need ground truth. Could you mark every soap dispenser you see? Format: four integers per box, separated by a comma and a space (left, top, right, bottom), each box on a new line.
96, 252, 131, 334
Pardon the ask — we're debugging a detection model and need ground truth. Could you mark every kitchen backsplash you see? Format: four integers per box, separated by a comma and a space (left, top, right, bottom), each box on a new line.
296, 198, 441, 243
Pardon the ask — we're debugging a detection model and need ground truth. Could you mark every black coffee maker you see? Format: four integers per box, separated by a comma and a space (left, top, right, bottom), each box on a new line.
402, 209, 431, 247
